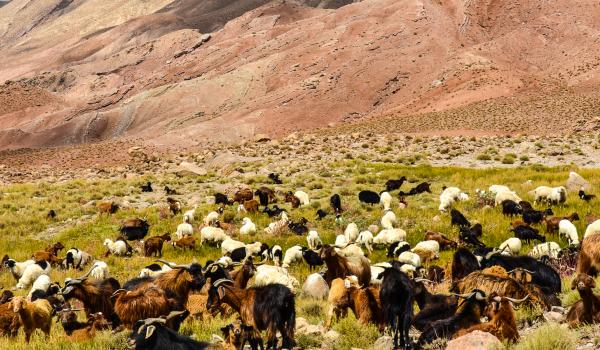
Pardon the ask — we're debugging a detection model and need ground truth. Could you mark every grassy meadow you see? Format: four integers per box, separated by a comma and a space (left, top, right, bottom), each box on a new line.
0, 161, 598, 349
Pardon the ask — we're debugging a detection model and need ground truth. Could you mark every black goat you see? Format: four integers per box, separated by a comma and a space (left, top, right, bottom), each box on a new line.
164, 186, 178, 195
379, 262, 414, 349
330, 194, 342, 216
512, 225, 545, 244
315, 209, 328, 220
579, 190, 596, 202
482, 254, 561, 294
141, 182, 153, 192
358, 190, 380, 205
501, 200, 522, 217
288, 218, 309, 235
413, 279, 458, 331
450, 209, 471, 228
385, 177, 407, 192
523, 208, 553, 225
268, 173, 283, 184
451, 248, 481, 282
400, 182, 431, 196
215, 193, 233, 206
417, 290, 488, 347
386, 241, 410, 258
130, 315, 211, 350
47, 210, 57, 220
263, 205, 285, 218
255, 187, 276, 207
302, 249, 324, 271
120, 218, 150, 241
459, 224, 485, 247
230, 247, 249, 263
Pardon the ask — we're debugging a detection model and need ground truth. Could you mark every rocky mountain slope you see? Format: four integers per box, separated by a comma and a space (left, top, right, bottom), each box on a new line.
1, 0, 600, 151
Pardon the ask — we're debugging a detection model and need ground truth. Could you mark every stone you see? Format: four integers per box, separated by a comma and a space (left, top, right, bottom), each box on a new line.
324, 330, 340, 342
254, 134, 271, 142
295, 317, 309, 332
302, 273, 329, 299
173, 161, 207, 177
373, 335, 394, 350
551, 306, 566, 314
445, 331, 502, 350
543, 311, 565, 323
432, 215, 441, 222
566, 171, 590, 192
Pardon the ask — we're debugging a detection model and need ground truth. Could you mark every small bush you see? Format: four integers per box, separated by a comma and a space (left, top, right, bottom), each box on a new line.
502, 154, 516, 164
477, 153, 492, 161
508, 323, 577, 350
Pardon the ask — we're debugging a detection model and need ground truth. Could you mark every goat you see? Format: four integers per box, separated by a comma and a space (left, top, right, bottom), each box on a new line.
288, 217, 309, 235
220, 319, 262, 350
483, 254, 561, 295
11, 296, 52, 342
450, 209, 471, 228
580, 189, 596, 202
358, 190, 380, 205
319, 245, 371, 287
111, 287, 180, 329
545, 212, 580, 233
523, 208, 554, 225
459, 223, 485, 247
141, 182, 153, 192
129, 313, 213, 350
501, 199, 522, 217
144, 233, 171, 257
120, 218, 150, 240
577, 233, 600, 277
385, 177, 407, 192
97, 201, 119, 215
400, 182, 431, 196
255, 187, 277, 207
330, 194, 343, 216
207, 279, 295, 349
379, 262, 414, 349
512, 225, 546, 244
16, 261, 51, 290
302, 249, 324, 271
264, 205, 286, 218
268, 173, 283, 184
0, 295, 18, 337
67, 312, 111, 341
424, 230, 457, 250
284, 192, 301, 208
215, 193, 233, 206
566, 273, 600, 327
233, 188, 253, 203
325, 277, 384, 330
243, 199, 260, 213
413, 279, 458, 331
451, 248, 480, 281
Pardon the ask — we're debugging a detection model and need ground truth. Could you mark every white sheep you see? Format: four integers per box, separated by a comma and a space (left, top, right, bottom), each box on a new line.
216, 256, 234, 268
282, 245, 304, 268
294, 191, 310, 206
27, 275, 52, 300
221, 237, 246, 255
183, 206, 197, 224
373, 228, 407, 245
61, 248, 94, 270
334, 234, 348, 248
344, 223, 359, 243
494, 189, 522, 206
380, 191, 392, 211
264, 212, 289, 235
356, 231, 374, 254
103, 239, 128, 256
411, 240, 440, 261
253, 265, 300, 292
489, 185, 511, 195
336, 244, 365, 258
4, 259, 35, 281
370, 262, 392, 285
244, 242, 263, 256
89, 261, 109, 280
397, 251, 421, 268
302, 273, 329, 299
559, 219, 579, 246
529, 242, 561, 259
532, 186, 567, 204
499, 237, 522, 256
585, 219, 600, 239
204, 211, 220, 225
381, 210, 397, 230
175, 222, 194, 240
200, 227, 229, 246
16, 261, 51, 290
439, 187, 469, 211
139, 263, 172, 278
239, 217, 257, 236
306, 230, 323, 250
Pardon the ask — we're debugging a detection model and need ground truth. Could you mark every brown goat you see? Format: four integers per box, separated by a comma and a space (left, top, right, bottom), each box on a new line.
566, 273, 600, 327
97, 201, 119, 215
111, 287, 178, 329
0, 300, 19, 337
59, 271, 121, 322
577, 234, 600, 277
171, 236, 197, 250
456, 293, 524, 342
233, 188, 253, 203
243, 200, 260, 213
424, 231, 457, 250
586, 213, 598, 225
32, 242, 64, 265
284, 192, 300, 208
166, 197, 182, 215
230, 259, 257, 289
11, 296, 52, 342
220, 319, 257, 350
68, 312, 111, 341
545, 213, 580, 233
325, 277, 384, 330
319, 245, 371, 287
452, 271, 548, 310
144, 233, 171, 257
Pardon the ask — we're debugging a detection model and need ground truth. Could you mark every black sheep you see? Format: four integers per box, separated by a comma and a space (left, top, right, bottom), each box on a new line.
315, 209, 328, 220
379, 261, 414, 349
141, 182, 153, 192
501, 199, 522, 217
330, 194, 342, 216
451, 248, 481, 282
358, 190, 380, 205
512, 225, 546, 244
302, 249, 324, 271
385, 177, 407, 192
450, 209, 471, 228
268, 173, 283, 184
523, 208, 553, 225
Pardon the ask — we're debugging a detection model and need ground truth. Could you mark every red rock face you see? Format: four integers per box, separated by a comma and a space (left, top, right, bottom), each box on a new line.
1, 0, 600, 151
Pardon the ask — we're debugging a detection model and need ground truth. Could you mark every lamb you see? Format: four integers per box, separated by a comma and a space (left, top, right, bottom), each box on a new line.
16, 261, 51, 290
499, 238, 522, 256
294, 190, 310, 206
221, 237, 246, 255
4, 258, 35, 281
11, 296, 52, 342
175, 220, 194, 240
103, 238, 129, 257
344, 223, 359, 243
306, 230, 323, 250
584, 219, 600, 239
282, 245, 304, 268
411, 240, 440, 262
559, 219, 580, 246
373, 228, 407, 245
200, 226, 229, 246
252, 265, 300, 292
239, 218, 256, 236
380, 191, 392, 211
356, 231, 374, 255
439, 186, 469, 211
529, 242, 561, 259
381, 210, 397, 230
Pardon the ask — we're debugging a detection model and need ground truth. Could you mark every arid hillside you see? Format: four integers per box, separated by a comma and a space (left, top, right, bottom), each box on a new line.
1, 0, 600, 151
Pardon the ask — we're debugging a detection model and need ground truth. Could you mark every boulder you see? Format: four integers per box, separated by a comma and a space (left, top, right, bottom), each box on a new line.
543, 311, 565, 323
373, 336, 394, 350
566, 171, 590, 192
302, 273, 329, 299
254, 133, 271, 142
445, 331, 502, 350
173, 161, 207, 177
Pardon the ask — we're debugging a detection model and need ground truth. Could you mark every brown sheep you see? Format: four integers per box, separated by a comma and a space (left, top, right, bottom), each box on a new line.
243, 200, 260, 213
144, 233, 171, 257
11, 296, 52, 342
111, 287, 178, 329
577, 234, 600, 276
319, 245, 371, 287
566, 273, 600, 327
171, 236, 197, 250
0, 298, 19, 337
456, 293, 526, 342
97, 201, 119, 215
424, 231, 457, 250
284, 192, 300, 209
325, 277, 384, 330
233, 188, 253, 203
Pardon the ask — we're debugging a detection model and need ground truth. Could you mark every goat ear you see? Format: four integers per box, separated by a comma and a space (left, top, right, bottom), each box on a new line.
218, 286, 225, 299
145, 325, 156, 339
590, 278, 597, 289
525, 272, 532, 283
211, 265, 218, 273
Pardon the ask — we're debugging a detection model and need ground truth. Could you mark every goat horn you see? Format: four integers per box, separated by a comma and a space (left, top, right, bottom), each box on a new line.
450, 292, 474, 299
78, 265, 96, 280
504, 295, 529, 304
165, 310, 187, 321
111, 289, 127, 298
414, 278, 433, 283
254, 257, 268, 266
143, 317, 166, 325
212, 278, 234, 288
156, 259, 189, 269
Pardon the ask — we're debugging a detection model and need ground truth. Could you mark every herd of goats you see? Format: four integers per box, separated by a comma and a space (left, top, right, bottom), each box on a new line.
2, 173, 600, 350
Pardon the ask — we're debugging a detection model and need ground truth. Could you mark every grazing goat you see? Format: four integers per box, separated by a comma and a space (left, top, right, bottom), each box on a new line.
215, 193, 233, 206
400, 182, 431, 196
450, 209, 471, 228
501, 199, 522, 217
111, 287, 180, 329
325, 277, 384, 330
424, 230, 457, 250
207, 279, 295, 349
358, 190, 380, 205
566, 273, 600, 327
97, 201, 118, 215
120, 218, 150, 240
255, 187, 277, 207
512, 225, 546, 244
129, 314, 213, 350
233, 188, 253, 203
451, 248, 480, 281
141, 182, 153, 192
385, 177, 407, 192
330, 194, 343, 216
379, 262, 414, 349
11, 296, 52, 342
144, 233, 171, 257
459, 223, 485, 247
268, 173, 283, 184
320, 245, 371, 287
523, 208, 554, 225
577, 233, 600, 277
284, 192, 301, 208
